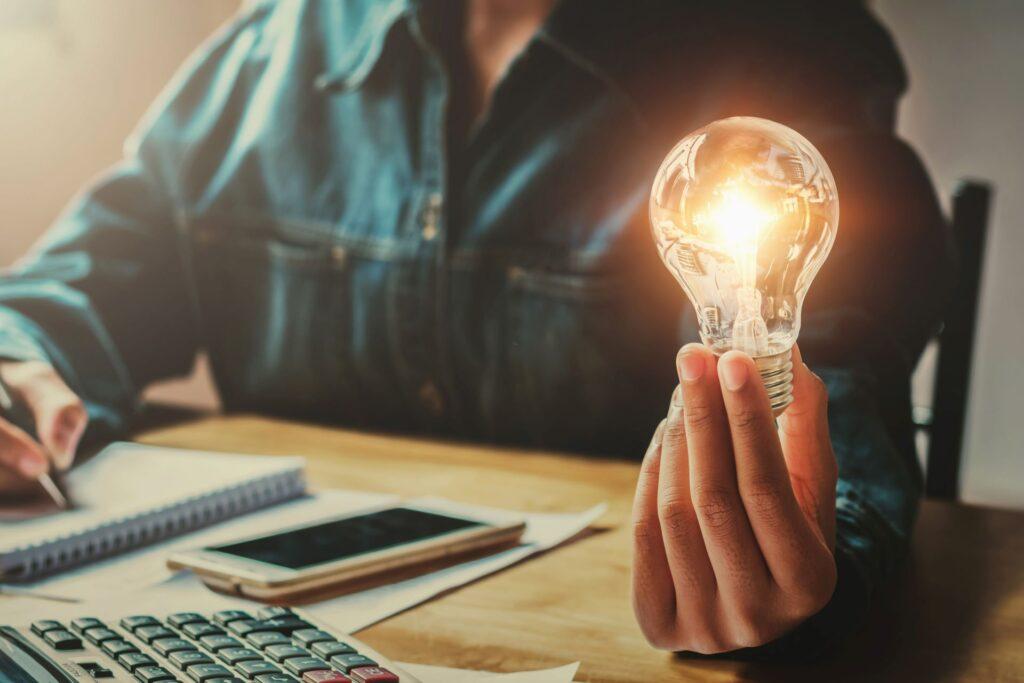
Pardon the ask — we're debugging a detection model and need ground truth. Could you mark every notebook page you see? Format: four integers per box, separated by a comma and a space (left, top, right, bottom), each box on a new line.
0, 442, 304, 553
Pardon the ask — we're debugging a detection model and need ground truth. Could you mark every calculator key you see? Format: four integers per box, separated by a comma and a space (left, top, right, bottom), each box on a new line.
284, 657, 330, 676
213, 610, 252, 625
42, 629, 82, 650
348, 667, 398, 683
208, 679, 244, 683
102, 639, 139, 657
134, 665, 175, 682
292, 630, 334, 647
31, 620, 64, 636
200, 635, 242, 651
303, 672, 352, 683
119, 652, 157, 672
218, 647, 263, 665
188, 663, 235, 682
310, 642, 356, 659
260, 617, 313, 635
153, 637, 198, 656
84, 627, 120, 645
329, 655, 377, 674
266, 644, 310, 662
70, 617, 105, 633
184, 622, 226, 639
170, 649, 215, 670
257, 607, 293, 621
237, 659, 283, 678
247, 632, 291, 649
81, 661, 115, 678
229, 620, 274, 637
137, 625, 177, 643
256, 676, 300, 683
120, 615, 161, 632
169, 612, 208, 627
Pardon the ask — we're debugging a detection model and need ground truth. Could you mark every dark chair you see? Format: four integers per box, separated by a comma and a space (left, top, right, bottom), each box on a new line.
918, 180, 994, 500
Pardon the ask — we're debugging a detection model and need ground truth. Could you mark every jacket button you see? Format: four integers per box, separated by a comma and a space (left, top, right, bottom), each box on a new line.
421, 193, 442, 241
330, 246, 347, 266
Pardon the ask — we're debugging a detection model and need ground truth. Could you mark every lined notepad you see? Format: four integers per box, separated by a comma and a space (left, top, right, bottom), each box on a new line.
0, 442, 306, 582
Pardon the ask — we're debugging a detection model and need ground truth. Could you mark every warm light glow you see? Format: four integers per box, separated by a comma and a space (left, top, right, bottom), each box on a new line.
650, 116, 839, 414
706, 187, 773, 246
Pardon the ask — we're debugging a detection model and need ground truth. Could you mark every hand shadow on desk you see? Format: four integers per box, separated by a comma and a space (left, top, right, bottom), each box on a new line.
733, 506, 1021, 682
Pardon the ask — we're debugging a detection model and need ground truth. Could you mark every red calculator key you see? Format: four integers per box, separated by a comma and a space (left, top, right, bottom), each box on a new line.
303, 672, 352, 683
349, 667, 399, 683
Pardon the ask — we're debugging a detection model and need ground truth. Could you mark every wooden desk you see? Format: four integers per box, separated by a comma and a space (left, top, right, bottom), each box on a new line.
136, 414, 1024, 682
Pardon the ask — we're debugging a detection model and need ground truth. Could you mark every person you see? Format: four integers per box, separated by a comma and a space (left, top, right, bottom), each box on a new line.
0, 0, 950, 658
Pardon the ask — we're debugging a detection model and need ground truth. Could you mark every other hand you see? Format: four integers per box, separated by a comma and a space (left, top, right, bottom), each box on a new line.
0, 361, 87, 494
631, 343, 837, 653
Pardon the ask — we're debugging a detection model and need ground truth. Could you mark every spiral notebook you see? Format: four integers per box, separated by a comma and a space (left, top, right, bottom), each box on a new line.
0, 442, 306, 583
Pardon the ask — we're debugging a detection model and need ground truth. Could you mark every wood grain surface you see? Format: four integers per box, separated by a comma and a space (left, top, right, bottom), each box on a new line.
135, 413, 1024, 682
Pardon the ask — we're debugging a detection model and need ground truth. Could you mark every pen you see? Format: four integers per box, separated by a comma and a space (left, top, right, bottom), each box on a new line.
0, 375, 69, 509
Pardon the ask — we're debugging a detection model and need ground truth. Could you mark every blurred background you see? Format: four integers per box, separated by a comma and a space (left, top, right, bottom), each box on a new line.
1, 1, 1021, 507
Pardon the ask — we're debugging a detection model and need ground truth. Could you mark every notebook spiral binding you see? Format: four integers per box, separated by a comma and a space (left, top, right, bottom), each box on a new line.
3, 468, 305, 582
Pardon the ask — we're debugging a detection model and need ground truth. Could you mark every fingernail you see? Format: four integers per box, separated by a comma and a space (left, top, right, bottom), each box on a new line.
679, 349, 704, 383
18, 457, 45, 478
54, 422, 84, 470
719, 354, 749, 392
55, 448, 74, 470
671, 384, 684, 407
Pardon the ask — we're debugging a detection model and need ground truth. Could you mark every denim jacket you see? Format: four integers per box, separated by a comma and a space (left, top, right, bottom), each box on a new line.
0, 0, 951, 656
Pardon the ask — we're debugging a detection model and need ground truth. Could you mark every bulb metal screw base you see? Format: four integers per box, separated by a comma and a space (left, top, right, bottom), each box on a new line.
754, 350, 794, 417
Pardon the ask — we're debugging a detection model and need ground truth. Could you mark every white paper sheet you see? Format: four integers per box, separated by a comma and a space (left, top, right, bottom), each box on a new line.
3, 494, 606, 643
398, 661, 580, 682
305, 499, 607, 633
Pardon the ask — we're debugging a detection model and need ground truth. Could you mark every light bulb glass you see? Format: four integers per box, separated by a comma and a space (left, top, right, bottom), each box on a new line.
650, 116, 839, 412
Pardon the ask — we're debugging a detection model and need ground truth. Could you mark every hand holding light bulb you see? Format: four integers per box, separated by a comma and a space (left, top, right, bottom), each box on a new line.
631, 118, 840, 653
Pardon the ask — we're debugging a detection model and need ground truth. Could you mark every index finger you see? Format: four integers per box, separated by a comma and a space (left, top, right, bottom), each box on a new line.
716, 350, 831, 591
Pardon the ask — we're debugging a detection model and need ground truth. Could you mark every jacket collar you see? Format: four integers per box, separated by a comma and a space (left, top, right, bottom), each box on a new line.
312, 0, 649, 99
314, 0, 413, 93
313, 0, 906, 121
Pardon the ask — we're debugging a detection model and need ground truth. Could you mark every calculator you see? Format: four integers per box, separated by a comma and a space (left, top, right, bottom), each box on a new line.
1, 606, 418, 682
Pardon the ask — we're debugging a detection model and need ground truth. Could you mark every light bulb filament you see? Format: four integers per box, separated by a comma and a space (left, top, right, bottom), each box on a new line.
707, 188, 772, 246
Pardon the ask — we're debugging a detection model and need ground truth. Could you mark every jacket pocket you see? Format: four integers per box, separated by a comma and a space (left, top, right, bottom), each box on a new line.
188, 221, 346, 414
497, 265, 641, 453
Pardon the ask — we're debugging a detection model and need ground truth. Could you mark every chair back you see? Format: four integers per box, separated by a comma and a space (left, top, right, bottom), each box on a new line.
923, 180, 993, 500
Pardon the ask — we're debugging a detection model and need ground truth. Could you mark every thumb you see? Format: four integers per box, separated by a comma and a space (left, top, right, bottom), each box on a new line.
778, 345, 837, 549
1, 362, 88, 470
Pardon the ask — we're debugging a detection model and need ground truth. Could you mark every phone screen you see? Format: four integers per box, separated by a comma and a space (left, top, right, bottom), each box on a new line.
206, 507, 487, 570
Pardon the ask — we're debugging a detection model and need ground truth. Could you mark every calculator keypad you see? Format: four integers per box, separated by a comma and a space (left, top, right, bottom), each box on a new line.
11, 608, 402, 682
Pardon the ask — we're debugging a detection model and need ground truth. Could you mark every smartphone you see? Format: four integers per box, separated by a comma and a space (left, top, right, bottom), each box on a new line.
167, 504, 526, 601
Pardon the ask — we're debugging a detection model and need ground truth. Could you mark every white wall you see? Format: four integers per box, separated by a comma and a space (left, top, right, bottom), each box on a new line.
0, 0, 235, 409
874, 0, 1024, 508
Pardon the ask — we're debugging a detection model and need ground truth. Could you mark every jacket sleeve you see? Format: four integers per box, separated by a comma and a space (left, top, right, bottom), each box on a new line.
0, 5, 270, 435
782, 130, 951, 658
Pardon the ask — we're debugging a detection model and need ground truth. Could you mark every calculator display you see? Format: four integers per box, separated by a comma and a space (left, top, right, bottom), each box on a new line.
207, 507, 486, 569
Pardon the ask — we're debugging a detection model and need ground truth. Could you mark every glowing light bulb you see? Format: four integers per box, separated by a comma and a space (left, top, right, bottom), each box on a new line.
650, 117, 839, 414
